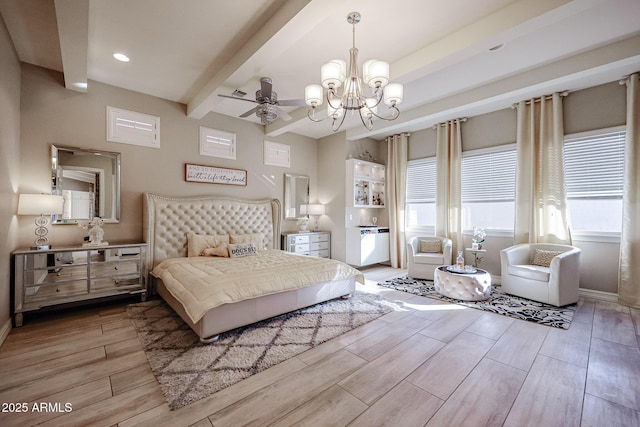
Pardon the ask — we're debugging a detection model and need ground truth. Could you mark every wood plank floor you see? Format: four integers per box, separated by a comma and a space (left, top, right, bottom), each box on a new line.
1, 265, 639, 426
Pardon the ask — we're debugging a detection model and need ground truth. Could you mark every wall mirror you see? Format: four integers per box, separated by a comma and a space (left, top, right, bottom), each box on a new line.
51, 145, 121, 224
283, 173, 309, 220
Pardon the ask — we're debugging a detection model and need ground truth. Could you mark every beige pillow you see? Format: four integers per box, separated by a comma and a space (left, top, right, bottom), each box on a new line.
532, 249, 563, 267
187, 234, 230, 257
229, 233, 264, 251
228, 243, 258, 258
419, 238, 442, 253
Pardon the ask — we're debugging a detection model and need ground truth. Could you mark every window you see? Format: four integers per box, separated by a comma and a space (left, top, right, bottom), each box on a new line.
106, 106, 160, 148
461, 144, 516, 231
406, 157, 436, 228
199, 126, 236, 159
263, 140, 290, 167
564, 126, 625, 233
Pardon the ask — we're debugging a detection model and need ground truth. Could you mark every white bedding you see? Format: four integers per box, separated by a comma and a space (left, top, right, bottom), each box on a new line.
151, 250, 364, 324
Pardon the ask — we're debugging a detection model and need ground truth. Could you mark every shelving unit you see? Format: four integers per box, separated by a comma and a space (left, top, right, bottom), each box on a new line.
346, 159, 385, 208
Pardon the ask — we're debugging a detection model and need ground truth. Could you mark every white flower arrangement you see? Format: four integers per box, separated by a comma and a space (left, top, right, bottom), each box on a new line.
472, 226, 486, 243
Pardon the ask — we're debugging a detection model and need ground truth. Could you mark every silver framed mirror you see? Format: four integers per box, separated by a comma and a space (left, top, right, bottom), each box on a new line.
51, 145, 121, 224
283, 173, 309, 220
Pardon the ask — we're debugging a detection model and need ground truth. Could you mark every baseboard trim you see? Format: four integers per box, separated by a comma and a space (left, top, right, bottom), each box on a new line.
578, 288, 618, 303
0, 317, 11, 348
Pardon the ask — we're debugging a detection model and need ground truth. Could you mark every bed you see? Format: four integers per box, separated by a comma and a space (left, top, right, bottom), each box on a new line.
143, 193, 362, 342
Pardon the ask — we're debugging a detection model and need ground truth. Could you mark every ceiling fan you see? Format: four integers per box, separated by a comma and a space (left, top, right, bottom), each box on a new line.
218, 77, 306, 124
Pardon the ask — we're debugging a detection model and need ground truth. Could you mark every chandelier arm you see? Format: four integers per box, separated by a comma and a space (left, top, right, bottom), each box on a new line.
357, 109, 375, 130
331, 107, 348, 132
307, 107, 331, 123
364, 104, 401, 122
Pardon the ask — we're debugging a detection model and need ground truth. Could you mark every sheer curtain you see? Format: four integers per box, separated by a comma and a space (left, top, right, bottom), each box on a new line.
514, 92, 571, 244
387, 133, 408, 268
619, 73, 640, 308
435, 119, 463, 257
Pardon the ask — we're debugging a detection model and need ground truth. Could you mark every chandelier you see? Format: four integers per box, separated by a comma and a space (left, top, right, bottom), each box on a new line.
304, 12, 403, 132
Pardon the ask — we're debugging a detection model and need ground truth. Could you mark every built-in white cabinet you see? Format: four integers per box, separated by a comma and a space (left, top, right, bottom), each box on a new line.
346, 227, 390, 266
346, 159, 385, 208
281, 231, 331, 258
13, 243, 147, 326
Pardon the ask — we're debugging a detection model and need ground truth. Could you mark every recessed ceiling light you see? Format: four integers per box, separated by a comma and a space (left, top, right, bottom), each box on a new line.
489, 43, 505, 52
113, 53, 130, 62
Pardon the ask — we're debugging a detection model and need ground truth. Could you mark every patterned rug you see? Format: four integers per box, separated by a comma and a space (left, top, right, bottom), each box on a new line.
378, 276, 575, 329
126, 292, 393, 410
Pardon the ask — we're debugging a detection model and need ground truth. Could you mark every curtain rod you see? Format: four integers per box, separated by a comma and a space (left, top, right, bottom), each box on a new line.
432, 117, 467, 129
511, 91, 569, 109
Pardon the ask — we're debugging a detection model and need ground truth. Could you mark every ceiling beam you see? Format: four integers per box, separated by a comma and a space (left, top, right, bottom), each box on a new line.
187, 0, 312, 119
54, 0, 89, 93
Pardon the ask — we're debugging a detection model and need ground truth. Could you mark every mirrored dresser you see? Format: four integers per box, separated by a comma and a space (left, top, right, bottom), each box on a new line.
12, 243, 147, 326
281, 231, 331, 258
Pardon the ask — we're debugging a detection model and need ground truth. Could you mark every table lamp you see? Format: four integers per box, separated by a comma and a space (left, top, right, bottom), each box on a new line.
307, 204, 325, 232
18, 194, 64, 250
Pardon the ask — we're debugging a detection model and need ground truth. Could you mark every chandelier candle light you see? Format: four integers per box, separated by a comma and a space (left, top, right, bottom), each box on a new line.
304, 12, 403, 132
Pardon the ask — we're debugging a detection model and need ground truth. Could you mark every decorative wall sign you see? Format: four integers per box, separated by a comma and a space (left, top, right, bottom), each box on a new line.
185, 163, 247, 186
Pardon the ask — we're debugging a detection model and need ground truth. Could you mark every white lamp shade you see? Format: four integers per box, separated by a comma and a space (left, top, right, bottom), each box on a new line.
308, 204, 325, 215
321, 59, 346, 89
304, 84, 324, 106
18, 194, 64, 215
384, 83, 404, 105
364, 60, 389, 88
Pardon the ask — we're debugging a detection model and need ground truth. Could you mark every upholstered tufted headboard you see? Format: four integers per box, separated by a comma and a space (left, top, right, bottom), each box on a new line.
143, 193, 281, 269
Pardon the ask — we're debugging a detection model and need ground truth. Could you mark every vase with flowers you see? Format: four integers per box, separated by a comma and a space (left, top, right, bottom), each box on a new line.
472, 226, 486, 250
297, 217, 309, 232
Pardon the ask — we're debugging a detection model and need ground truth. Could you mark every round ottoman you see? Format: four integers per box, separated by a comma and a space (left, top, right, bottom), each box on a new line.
433, 266, 492, 301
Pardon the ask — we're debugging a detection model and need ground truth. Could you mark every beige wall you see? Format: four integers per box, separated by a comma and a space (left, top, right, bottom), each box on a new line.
0, 16, 21, 334
406, 82, 626, 294
18, 64, 319, 248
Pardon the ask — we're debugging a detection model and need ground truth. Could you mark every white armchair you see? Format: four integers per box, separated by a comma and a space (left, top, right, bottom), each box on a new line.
407, 236, 452, 280
500, 243, 581, 307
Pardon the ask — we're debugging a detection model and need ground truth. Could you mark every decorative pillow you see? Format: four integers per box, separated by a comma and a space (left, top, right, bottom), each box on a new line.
201, 243, 229, 258
228, 243, 258, 258
419, 238, 442, 253
229, 233, 264, 251
532, 249, 563, 267
187, 234, 230, 257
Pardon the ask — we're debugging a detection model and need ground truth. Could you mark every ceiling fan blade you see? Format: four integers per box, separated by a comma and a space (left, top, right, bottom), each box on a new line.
218, 94, 259, 104
260, 77, 272, 100
277, 99, 307, 107
275, 107, 292, 121
240, 106, 261, 118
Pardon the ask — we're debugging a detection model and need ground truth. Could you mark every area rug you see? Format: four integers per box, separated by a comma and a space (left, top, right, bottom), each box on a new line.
126, 292, 393, 410
378, 276, 575, 329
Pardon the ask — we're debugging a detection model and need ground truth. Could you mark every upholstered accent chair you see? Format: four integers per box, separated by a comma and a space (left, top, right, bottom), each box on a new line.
407, 236, 452, 280
500, 243, 581, 307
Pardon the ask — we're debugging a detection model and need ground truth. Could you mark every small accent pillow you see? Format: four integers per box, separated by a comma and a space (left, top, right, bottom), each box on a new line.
419, 238, 442, 253
201, 243, 229, 258
229, 233, 264, 251
532, 249, 563, 267
228, 243, 258, 258
187, 234, 230, 257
